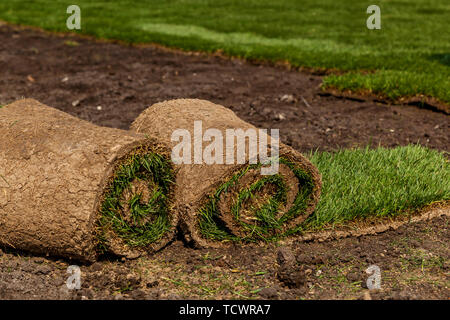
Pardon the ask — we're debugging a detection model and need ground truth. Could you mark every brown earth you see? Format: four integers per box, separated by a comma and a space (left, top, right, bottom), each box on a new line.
0, 23, 448, 153
0, 23, 448, 300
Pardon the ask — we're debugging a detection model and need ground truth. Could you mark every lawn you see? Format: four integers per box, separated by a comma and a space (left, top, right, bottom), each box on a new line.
196, 144, 449, 238
306, 145, 449, 230
0, 0, 449, 104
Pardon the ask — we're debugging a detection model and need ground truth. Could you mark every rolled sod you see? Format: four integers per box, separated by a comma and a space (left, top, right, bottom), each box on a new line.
131, 99, 322, 247
0, 99, 176, 261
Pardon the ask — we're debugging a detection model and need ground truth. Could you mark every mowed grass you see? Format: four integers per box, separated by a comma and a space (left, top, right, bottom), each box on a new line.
305, 145, 449, 230
0, 0, 449, 104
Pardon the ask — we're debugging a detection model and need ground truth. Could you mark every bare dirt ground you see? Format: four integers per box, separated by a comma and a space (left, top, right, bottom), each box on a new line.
0, 23, 448, 300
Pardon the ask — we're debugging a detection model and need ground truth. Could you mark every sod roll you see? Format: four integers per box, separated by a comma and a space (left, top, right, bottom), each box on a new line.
0, 99, 176, 261
131, 99, 322, 247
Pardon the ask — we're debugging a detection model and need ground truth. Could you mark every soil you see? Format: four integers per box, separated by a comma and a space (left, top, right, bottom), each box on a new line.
1, 23, 448, 153
0, 23, 448, 300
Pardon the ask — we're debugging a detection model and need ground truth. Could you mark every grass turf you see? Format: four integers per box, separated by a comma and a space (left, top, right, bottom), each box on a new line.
197, 145, 449, 242
198, 158, 315, 242
95, 145, 449, 246
98, 152, 175, 252
306, 145, 450, 230
0, 0, 448, 104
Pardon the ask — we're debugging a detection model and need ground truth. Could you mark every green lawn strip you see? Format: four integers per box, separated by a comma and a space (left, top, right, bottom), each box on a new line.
0, 0, 448, 103
305, 145, 450, 231
322, 70, 450, 105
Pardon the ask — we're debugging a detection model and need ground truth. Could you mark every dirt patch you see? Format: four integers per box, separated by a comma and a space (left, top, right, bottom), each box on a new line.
0, 213, 448, 300
0, 24, 448, 153
0, 24, 448, 300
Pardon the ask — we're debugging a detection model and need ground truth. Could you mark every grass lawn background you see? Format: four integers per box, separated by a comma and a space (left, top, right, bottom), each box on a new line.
0, 0, 449, 104
307, 145, 449, 230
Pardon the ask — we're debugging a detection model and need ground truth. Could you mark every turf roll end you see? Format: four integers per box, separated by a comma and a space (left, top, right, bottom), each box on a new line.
0, 99, 176, 261
193, 154, 321, 247
96, 148, 176, 258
